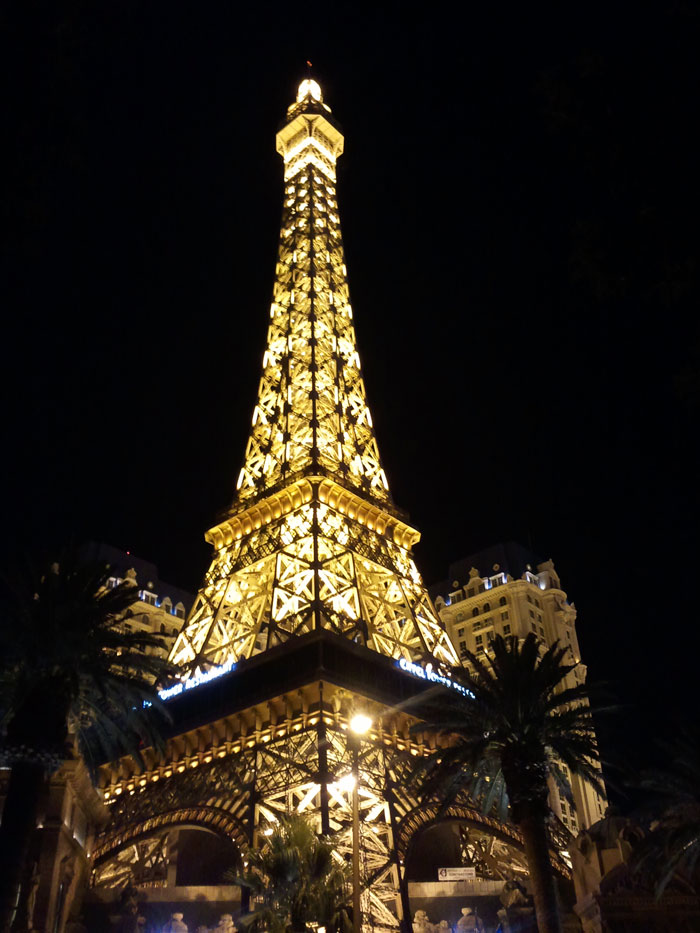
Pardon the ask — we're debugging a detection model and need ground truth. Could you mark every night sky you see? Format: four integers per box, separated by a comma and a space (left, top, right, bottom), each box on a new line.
4, 1, 700, 788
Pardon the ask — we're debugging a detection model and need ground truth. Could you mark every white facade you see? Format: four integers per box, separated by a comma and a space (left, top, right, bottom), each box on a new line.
433, 553, 607, 835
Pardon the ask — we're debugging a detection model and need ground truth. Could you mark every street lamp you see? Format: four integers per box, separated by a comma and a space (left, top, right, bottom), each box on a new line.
348, 713, 372, 933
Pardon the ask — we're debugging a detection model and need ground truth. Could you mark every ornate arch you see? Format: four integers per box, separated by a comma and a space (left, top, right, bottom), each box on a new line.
93, 806, 248, 866
396, 800, 571, 880
396, 800, 523, 861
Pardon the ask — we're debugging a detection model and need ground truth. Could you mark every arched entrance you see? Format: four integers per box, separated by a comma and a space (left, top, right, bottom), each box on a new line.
88, 814, 245, 932
396, 801, 571, 933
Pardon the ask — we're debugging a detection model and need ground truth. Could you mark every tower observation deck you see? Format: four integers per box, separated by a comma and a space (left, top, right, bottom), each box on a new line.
170, 79, 458, 673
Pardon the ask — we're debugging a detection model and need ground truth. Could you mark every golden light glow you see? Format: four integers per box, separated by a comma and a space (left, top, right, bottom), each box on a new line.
169, 82, 459, 676
297, 78, 322, 102
335, 773, 356, 792
350, 713, 372, 735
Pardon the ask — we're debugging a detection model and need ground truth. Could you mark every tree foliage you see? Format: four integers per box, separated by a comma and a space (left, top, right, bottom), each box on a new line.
0, 550, 173, 773
414, 634, 606, 816
412, 634, 611, 933
633, 728, 700, 897
236, 814, 351, 933
0, 549, 175, 932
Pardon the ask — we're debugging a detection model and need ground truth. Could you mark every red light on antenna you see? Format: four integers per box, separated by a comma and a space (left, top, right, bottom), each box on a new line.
306, 60, 313, 68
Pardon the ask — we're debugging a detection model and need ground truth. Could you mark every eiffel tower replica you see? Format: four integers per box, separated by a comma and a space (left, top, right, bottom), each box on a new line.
93, 79, 564, 931
168, 77, 457, 672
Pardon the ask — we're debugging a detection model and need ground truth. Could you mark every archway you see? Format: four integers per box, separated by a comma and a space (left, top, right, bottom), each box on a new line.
397, 802, 571, 933
88, 814, 246, 932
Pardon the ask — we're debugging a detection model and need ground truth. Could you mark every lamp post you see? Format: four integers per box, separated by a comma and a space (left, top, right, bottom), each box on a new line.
348, 713, 372, 933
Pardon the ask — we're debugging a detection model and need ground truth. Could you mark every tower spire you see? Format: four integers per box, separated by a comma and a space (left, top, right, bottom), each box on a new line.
237, 77, 389, 506
170, 81, 458, 672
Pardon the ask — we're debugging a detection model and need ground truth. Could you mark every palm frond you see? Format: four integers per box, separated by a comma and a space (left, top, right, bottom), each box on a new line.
0, 548, 175, 773
412, 633, 614, 821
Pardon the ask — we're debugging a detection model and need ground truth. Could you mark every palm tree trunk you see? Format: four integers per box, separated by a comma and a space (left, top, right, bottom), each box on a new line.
517, 809, 562, 933
0, 761, 45, 933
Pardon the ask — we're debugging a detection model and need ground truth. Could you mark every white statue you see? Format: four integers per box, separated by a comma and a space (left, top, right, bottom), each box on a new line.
215, 916, 236, 933
163, 914, 188, 933
456, 907, 483, 933
413, 910, 434, 933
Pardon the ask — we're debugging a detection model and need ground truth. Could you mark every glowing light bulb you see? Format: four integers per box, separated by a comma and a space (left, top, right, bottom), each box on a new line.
297, 79, 322, 103
350, 713, 372, 735
336, 773, 355, 792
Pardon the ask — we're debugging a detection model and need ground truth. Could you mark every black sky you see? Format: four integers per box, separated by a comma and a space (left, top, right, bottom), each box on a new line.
3, 0, 700, 786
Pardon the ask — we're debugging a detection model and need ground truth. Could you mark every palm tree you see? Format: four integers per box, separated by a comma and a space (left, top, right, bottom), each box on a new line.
413, 633, 608, 933
633, 728, 700, 896
237, 813, 351, 933
0, 551, 174, 932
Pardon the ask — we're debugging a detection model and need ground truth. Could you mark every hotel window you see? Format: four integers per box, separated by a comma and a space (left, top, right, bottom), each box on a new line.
503, 624, 511, 635
459, 640, 466, 653
475, 634, 483, 645
501, 610, 509, 620
499, 596, 507, 606
529, 609, 535, 618
483, 603, 491, 612
457, 627, 465, 636
175, 603, 186, 619
531, 621, 537, 631
472, 608, 479, 617
539, 626, 545, 637
140, 590, 157, 606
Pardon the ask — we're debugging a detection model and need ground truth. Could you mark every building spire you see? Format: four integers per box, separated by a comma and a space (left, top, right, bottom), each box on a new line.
234, 78, 389, 508
170, 84, 458, 673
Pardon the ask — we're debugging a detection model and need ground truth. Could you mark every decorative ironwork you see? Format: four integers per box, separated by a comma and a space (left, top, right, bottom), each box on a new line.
169, 79, 458, 674
93, 80, 571, 931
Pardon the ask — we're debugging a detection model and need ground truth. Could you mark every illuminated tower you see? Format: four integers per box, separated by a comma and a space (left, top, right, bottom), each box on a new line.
93, 81, 572, 933
170, 79, 458, 673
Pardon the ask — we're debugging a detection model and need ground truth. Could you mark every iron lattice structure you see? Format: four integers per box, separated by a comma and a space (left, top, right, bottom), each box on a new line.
170, 79, 458, 673
95, 676, 564, 931
92, 82, 574, 933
